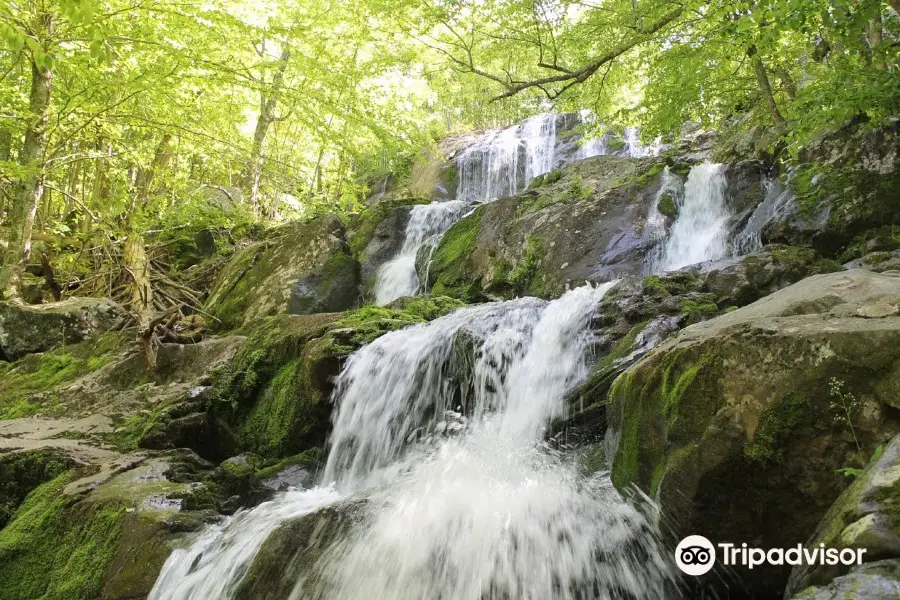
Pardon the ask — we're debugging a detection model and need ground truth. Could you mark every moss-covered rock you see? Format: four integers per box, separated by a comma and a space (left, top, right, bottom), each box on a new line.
786, 433, 900, 597
204, 215, 360, 329
608, 270, 900, 597
0, 297, 124, 361
234, 500, 366, 600
210, 296, 464, 460
427, 156, 670, 301
764, 123, 899, 259
0, 449, 74, 529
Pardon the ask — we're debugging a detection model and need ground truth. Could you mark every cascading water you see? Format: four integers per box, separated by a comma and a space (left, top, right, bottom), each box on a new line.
652, 163, 731, 272
455, 113, 558, 203
373, 200, 467, 305
644, 166, 684, 245
732, 176, 792, 256
150, 284, 676, 600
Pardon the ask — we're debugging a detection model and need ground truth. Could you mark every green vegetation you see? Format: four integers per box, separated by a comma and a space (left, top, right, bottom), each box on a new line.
0, 334, 123, 420
0, 472, 127, 600
430, 209, 485, 301
744, 393, 810, 466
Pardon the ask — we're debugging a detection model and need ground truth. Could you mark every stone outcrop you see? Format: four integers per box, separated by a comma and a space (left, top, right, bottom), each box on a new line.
607, 270, 900, 597
786, 433, 900, 599
0, 297, 124, 361
205, 215, 359, 329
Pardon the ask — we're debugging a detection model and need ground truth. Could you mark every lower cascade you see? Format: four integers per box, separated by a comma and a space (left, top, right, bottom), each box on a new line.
150, 283, 676, 599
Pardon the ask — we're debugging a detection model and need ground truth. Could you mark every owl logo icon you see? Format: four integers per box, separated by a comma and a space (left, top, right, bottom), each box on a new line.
675, 535, 716, 576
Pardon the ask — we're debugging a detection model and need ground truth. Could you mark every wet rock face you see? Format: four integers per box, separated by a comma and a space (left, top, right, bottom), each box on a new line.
204, 215, 360, 330
786, 434, 900, 598
0, 297, 124, 360
608, 270, 900, 598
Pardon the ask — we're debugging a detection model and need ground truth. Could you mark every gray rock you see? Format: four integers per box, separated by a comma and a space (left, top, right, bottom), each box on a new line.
205, 215, 359, 328
785, 434, 900, 597
790, 560, 900, 600
0, 297, 124, 360
609, 270, 900, 598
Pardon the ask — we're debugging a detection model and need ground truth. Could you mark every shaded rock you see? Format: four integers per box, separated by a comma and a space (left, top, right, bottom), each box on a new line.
789, 560, 900, 600
204, 215, 359, 329
0, 297, 124, 361
235, 500, 367, 600
696, 244, 845, 306
348, 197, 431, 291
427, 156, 666, 300
785, 434, 900, 596
845, 250, 900, 274
763, 124, 899, 259
608, 270, 900, 598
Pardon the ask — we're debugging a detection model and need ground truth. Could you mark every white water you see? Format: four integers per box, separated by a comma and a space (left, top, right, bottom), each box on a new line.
732, 177, 792, 256
373, 200, 467, 305
456, 113, 558, 203
151, 283, 675, 599
644, 166, 684, 245
653, 163, 731, 272
148, 487, 343, 600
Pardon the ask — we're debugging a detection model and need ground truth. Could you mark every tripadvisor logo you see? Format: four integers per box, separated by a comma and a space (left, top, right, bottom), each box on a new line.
675, 535, 868, 576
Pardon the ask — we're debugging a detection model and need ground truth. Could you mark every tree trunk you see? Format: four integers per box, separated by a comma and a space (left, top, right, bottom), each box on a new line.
242, 48, 290, 210
867, 16, 885, 70
748, 47, 785, 125
0, 26, 54, 302
125, 134, 173, 369
890, 0, 900, 17
774, 66, 797, 100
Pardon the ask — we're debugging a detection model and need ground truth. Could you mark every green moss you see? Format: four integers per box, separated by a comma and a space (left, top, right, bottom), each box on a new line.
348, 197, 430, 256
680, 298, 718, 316
429, 208, 485, 301
649, 456, 667, 496
255, 449, 322, 480
642, 270, 701, 298
744, 392, 810, 466
0, 335, 123, 420
0, 472, 127, 600
507, 235, 547, 296
0, 451, 74, 529
610, 345, 720, 492
657, 192, 678, 219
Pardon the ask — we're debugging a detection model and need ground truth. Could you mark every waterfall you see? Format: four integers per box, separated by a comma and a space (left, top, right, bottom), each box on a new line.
373, 200, 467, 305
644, 166, 683, 244
653, 163, 730, 272
578, 110, 607, 159
455, 113, 558, 203
148, 487, 343, 600
732, 177, 792, 256
150, 284, 676, 599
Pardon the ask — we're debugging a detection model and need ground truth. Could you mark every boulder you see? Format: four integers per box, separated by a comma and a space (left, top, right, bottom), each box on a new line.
785, 434, 900, 597
427, 156, 666, 300
608, 270, 900, 598
789, 560, 900, 600
204, 215, 360, 329
0, 297, 124, 361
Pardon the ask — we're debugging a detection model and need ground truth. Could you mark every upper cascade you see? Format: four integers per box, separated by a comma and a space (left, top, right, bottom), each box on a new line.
454, 111, 660, 204
651, 163, 731, 272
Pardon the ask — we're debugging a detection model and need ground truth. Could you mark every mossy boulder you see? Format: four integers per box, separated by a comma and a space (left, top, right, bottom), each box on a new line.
0, 454, 216, 600
764, 123, 899, 259
211, 296, 464, 460
347, 197, 430, 292
205, 215, 360, 329
428, 156, 668, 301
786, 433, 900, 597
608, 270, 900, 597
788, 560, 900, 600
234, 500, 366, 600
0, 297, 124, 361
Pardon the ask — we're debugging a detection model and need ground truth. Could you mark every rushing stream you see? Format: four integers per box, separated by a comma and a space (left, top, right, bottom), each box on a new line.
150, 284, 676, 599
151, 115, 776, 599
